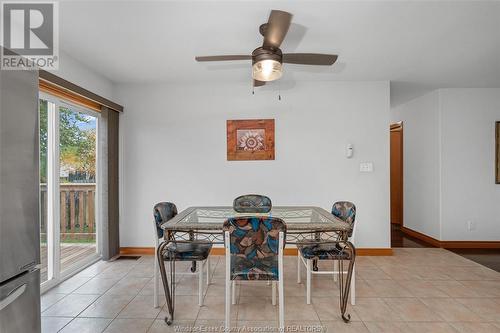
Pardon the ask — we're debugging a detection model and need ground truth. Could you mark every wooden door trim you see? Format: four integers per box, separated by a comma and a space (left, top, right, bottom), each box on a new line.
496, 121, 499, 184
390, 122, 404, 226
390, 122, 403, 131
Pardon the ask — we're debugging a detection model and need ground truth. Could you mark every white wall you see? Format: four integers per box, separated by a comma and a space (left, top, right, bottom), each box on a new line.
49, 50, 115, 101
440, 89, 500, 241
392, 91, 441, 239
115, 81, 391, 248
392, 88, 500, 241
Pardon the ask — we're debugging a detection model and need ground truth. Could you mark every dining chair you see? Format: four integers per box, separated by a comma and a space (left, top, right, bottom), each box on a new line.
297, 201, 357, 305
153, 202, 212, 309
232, 195, 276, 295
233, 194, 272, 213
223, 216, 286, 331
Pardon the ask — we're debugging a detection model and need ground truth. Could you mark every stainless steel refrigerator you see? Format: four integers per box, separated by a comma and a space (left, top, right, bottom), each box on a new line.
0, 58, 41, 332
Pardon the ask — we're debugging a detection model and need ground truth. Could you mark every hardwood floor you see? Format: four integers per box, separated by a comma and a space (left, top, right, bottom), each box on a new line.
449, 249, 500, 273
391, 224, 435, 248
40, 243, 97, 281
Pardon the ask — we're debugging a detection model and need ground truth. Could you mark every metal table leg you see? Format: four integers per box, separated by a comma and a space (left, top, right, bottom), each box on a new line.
157, 241, 176, 325
338, 242, 356, 323
313, 232, 321, 271
312, 259, 319, 271
189, 231, 197, 273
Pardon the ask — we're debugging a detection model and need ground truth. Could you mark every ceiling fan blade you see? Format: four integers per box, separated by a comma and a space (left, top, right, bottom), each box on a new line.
263, 10, 292, 49
282, 53, 338, 65
195, 55, 251, 62
253, 79, 266, 87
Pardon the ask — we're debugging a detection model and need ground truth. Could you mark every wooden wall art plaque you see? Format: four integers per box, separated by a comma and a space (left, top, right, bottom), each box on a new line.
227, 119, 275, 161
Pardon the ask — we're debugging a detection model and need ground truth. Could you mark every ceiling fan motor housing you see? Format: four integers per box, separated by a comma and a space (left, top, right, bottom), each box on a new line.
252, 47, 283, 65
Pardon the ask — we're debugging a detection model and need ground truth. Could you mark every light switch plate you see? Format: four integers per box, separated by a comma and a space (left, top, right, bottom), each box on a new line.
360, 162, 374, 172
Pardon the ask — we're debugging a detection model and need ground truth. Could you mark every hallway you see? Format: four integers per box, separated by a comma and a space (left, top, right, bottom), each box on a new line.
391, 224, 434, 248
391, 225, 500, 272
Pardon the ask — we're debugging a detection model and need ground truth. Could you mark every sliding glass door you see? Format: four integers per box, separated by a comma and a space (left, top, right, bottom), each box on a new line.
39, 93, 101, 289
39, 99, 49, 284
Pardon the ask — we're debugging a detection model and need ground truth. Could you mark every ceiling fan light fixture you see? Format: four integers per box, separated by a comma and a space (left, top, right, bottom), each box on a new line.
252, 59, 282, 82
194, 11, 339, 86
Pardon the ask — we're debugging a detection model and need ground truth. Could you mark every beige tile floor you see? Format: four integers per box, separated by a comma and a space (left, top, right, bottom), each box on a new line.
41, 248, 500, 333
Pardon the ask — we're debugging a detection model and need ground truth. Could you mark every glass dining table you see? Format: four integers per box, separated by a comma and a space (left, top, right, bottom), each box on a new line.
159, 206, 356, 324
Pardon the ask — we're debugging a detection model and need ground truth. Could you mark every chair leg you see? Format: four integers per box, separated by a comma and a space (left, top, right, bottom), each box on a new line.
153, 249, 159, 308
225, 247, 231, 331
333, 260, 338, 282
350, 264, 356, 305
198, 262, 203, 306
206, 256, 210, 286
306, 259, 312, 305
272, 281, 277, 306
278, 232, 285, 330
278, 277, 284, 329
231, 281, 236, 305
297, 253, 301, 284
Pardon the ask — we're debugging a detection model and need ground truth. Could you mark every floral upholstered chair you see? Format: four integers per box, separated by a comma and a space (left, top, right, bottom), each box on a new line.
153, 202, 212, 313
223, 216, 286, 331
297, 201, 357, 308
233, 194, 272, 213
332, 201, 356, 236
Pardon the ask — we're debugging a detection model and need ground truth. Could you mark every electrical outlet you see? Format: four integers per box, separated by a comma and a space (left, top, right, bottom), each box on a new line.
467, 221, 476, 231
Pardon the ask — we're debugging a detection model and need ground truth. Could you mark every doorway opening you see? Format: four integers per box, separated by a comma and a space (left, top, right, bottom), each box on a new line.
390, 122, 434, 248
39, 92, 101, 290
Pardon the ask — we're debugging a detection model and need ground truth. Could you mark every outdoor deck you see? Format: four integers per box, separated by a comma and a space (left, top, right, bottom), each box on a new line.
40, 183, 97, 282
40, 243, 97, 282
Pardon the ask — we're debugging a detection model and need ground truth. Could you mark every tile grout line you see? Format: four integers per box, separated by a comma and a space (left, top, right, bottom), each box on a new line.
102, 262, 159, 332
40, 253, 500, 332
149, 256, 221, 330
51, 257, 146, 332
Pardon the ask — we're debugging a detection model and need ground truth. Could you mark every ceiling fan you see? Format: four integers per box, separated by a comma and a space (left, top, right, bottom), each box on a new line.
195, 10, 338, 87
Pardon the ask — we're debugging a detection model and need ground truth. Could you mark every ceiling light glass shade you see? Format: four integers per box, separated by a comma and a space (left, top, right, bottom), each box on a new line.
252, 59, 282, 82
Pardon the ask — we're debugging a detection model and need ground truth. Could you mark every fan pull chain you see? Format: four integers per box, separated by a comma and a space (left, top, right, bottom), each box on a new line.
278, 81, 282, 101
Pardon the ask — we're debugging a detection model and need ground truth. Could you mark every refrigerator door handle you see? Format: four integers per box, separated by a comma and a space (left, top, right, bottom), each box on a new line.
0, 284, 26, 311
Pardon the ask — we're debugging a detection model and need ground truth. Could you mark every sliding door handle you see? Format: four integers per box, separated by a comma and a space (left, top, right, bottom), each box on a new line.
0, 284, 26, 311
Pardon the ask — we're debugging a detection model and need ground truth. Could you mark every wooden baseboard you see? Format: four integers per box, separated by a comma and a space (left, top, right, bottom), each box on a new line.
119, 247, 154, 255
120, 247, 393, 256
400, 226, 500, 249
440, 241, 500, 249
400, 226, 441, 247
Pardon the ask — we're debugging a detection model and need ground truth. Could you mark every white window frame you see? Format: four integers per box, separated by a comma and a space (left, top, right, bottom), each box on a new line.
40, 92, 102, 293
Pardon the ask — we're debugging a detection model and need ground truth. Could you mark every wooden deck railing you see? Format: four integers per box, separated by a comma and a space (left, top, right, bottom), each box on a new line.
40, 183, 96, 242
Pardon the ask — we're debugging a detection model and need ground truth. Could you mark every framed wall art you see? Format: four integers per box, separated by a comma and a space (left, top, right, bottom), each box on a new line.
227, 119, 275, 161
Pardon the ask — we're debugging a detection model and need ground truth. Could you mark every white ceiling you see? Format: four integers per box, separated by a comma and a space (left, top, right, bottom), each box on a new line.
59, 1, 500, 90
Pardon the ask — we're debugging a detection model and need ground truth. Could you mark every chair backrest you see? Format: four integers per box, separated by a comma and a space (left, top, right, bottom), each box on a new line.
223, 216, 285, 280
233, 194, 272, 213
332, 201, 356, 237
153, 202, 178, 240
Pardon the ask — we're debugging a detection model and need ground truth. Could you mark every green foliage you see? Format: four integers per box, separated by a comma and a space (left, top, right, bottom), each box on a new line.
39, 100, 48, 182
39, 101, 96, 183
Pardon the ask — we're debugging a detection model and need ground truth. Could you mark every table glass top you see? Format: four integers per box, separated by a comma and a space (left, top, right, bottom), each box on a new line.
161, 206, 351, 231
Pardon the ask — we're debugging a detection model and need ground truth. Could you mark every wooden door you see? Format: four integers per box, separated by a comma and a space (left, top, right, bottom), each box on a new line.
390, 124, 403, 225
